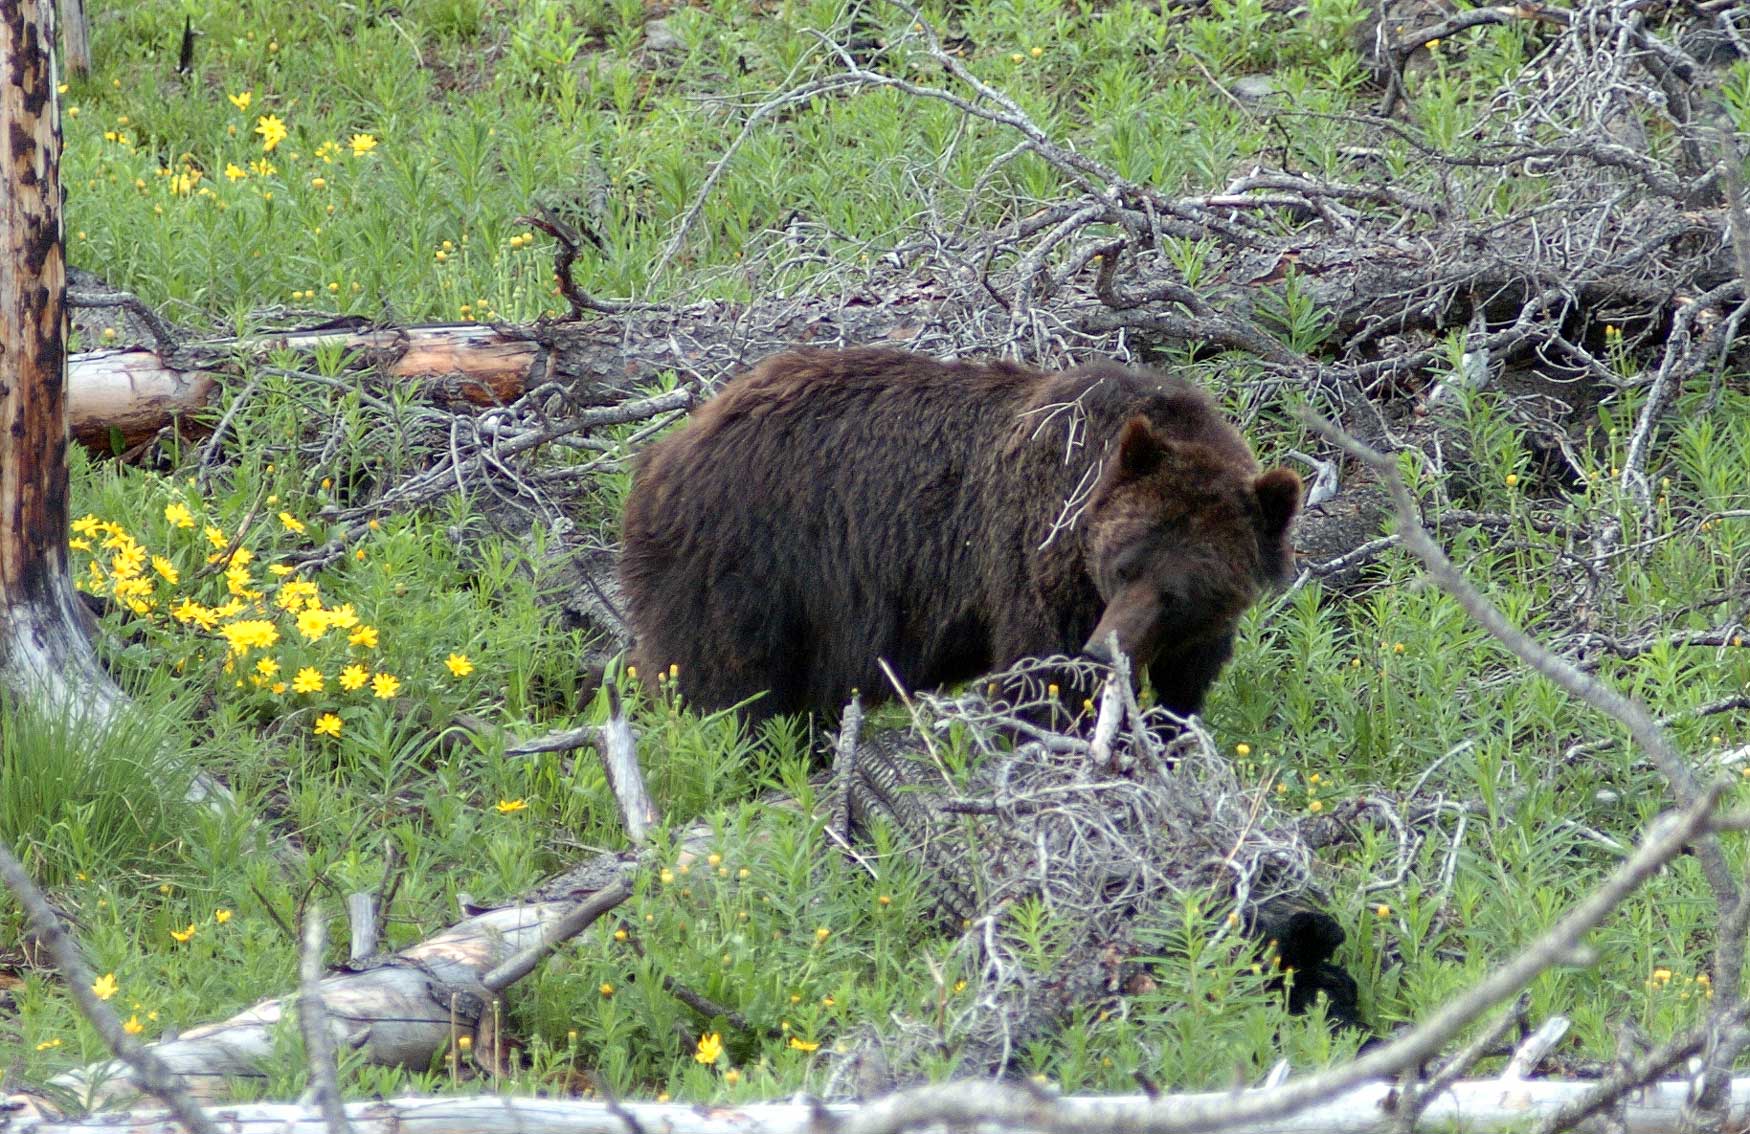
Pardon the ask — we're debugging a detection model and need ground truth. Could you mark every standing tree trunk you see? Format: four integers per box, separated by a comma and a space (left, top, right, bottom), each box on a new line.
55, 0, 87, 77
1, 0, 119, 713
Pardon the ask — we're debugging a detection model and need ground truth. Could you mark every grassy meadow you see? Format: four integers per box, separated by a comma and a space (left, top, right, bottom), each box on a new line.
5, 0, 1750, 1105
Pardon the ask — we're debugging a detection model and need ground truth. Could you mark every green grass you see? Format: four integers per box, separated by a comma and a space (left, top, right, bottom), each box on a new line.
6, 0, 1750, 1106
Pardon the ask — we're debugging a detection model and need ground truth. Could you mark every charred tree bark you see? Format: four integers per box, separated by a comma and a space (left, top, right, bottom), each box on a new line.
0, 0, 121, 713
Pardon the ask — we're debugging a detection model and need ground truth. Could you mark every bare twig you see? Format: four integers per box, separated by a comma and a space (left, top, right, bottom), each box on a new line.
0, 837, 221, 1134
1303, 411, 1735, 903
832, 693, 865, 846
599, 685, 659, 846
296, 905, 352, 1134
841, 784, 1726, 1134
480, 878, 633, 995
520, 205, 638, 317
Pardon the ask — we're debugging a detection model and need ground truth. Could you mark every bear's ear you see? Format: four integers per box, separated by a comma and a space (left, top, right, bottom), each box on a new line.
1253, 468, 1302, 536
1115, 416, 1165, 479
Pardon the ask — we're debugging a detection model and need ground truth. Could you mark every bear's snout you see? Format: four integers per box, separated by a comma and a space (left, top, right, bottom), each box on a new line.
1081, 629, 1119, 664
1081, 584, 1163, 667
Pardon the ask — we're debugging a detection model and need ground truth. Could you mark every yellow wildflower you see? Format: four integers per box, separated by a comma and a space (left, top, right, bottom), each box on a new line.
35, 1038, 61, 1050
724, 1069, 741, 1085
495, 798, 527, 813
256, 657, 280, 678
349, 624, 378, 649
275, 580, 321, 612
370, 672, 400, 699
163, 502, 196, 528
214, 908, 233, 924
599, 982, 614, 997
292, 667, 324, 694
123, 1015, 144, 1035
171, 598, 219, 630
226, 563, 257, 598
296, 607, 331, 642
279, 511, 306, 534
91, 973, 118, 1000
694, 1032, 723, 1065
445, 653, 474, 677
251, 157, 277, 177
151, 556, 179, 584
339, 663, 368, 691
313, 713, 342, 737
228, 91, 252, 112
170, 923, 197, 943
349, 133, 378, 156
788, 1037, 820, 1052
255, 114, 288, 152
219, 619, 279, 656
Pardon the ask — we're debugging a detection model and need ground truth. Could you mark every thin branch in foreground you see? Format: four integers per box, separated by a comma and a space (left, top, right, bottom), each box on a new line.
1299, 409, 1744, 1128
479, 878, 633, 996
296, 905, 353, 1134
839, 783, 1726, 1134
12, 1081, 1750, 1134
599, 684, 659, 847
1388, 994, 1527, 1133
1299, 412, 1736, 906
0, 836, 221, 1134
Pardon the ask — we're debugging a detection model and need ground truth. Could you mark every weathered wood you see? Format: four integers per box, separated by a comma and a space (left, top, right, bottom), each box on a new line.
54, 0, 86, 76
17, 896, 627, 1108
8, 1078, 1750, 1134
0, 0, 121, 712
67, 324, 544, 449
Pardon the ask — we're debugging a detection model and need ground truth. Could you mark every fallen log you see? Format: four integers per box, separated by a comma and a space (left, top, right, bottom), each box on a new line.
9, 1077, 1750, 1134
68, 323, 546, 450
20, 890, 629, 1109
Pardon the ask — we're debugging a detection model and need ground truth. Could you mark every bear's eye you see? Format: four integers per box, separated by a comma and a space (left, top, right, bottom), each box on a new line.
1111, 550, 1147, 586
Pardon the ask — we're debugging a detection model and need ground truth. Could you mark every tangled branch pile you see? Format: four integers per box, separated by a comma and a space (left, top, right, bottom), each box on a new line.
828, 657, 1353, 1088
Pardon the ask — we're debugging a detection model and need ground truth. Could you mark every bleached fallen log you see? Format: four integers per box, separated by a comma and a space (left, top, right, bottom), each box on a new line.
67, 323, 545, 449
21, 893, 627, 1110
8, 1077, 1750, 1134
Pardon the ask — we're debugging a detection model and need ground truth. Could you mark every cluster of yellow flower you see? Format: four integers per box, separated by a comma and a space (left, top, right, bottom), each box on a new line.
63, 908, 234, 1046
1648, 967, 1714, 999
69, 516, 165, 615
70, 501, 474, 740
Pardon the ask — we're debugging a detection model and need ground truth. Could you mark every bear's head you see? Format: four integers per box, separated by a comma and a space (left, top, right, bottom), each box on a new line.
1080, 415, 1301, 676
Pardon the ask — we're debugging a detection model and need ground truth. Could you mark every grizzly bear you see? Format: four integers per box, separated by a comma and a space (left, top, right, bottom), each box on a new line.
618, 347, 1300, 725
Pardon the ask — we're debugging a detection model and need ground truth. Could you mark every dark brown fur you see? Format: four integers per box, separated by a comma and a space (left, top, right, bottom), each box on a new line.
619, 347, 1300, 724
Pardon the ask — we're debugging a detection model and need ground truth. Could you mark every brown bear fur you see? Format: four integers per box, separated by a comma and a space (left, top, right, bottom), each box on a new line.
619, 347, 1300, 725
